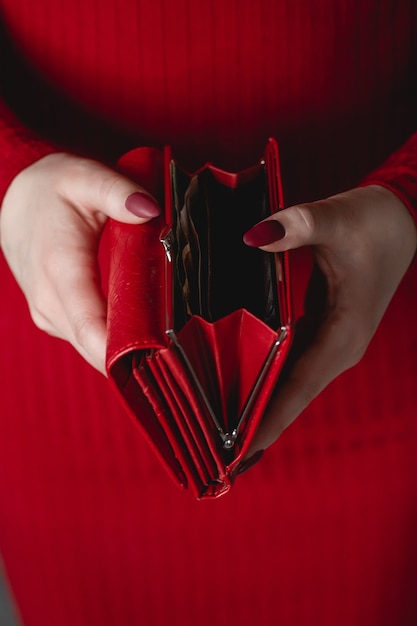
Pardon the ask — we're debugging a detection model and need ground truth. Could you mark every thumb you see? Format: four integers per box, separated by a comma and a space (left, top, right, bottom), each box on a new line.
243, 201, 336, 252
59, 156, 162, 225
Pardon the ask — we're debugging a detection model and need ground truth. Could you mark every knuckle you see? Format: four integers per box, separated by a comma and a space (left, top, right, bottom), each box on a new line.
41, 252, 63, 283
344, 338, 369, 369
28, 304, 54, 334
64, 155, 95, 178
71, 314, 96, 348
53, 154, 90, 189
97, 171, 124, 205
293, 205, 317, 239
30, 308, 47, 331
28, 289, 66, 340
59, 155, 112, 200
326, 310, 368, 360
40, 251, 73, 290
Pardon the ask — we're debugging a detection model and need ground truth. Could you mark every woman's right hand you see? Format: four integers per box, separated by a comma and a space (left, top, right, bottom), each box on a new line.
243, 184, 417, 454
0, 152, 161, 373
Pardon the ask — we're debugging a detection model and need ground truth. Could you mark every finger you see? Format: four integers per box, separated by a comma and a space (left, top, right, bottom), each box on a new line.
28, 282, 107, 374
68, 304, 107, 375
58, 157, 161, 225
51, 246, 108, 374
55, 310, 107, 374
243, 201, 341, 252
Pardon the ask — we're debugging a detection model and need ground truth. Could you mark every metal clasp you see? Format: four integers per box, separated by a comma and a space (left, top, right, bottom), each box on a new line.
165, 326, 288, 450
159, 227, 174, 262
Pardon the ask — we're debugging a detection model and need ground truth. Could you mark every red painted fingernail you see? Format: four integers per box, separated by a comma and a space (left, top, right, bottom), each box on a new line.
237, 450, 264, 475
243, 220, 286, 247
125, 192, 161, 218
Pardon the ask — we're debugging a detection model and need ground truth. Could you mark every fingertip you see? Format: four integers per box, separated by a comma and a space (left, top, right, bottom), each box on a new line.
243, 219, 286, 247
125, 191, 161, 220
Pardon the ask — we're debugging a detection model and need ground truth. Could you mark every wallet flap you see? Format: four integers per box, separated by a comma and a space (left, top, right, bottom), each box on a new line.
106, 217, 168, 369
107, 148, 168, 371
106, 149, 189, 488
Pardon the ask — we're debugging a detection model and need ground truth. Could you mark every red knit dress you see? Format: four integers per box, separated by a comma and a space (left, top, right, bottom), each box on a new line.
0, 1, 417, 625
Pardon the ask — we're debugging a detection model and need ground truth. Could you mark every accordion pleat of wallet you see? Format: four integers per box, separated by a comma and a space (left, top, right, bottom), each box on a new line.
106, 138, 293, 499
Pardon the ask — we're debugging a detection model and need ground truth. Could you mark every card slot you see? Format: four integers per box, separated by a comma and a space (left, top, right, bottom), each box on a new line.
159, 343, 232, 467
151, 353, 220, 485
133, 355, 205, 496
116, 360, 187, 488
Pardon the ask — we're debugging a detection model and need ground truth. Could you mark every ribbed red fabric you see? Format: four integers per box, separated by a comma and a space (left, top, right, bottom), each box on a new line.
0, 1, 417, 625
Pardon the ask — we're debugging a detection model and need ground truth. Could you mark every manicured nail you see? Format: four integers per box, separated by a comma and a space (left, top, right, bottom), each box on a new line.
237, 450, 264, 475
243, 220, 285, 247
125, 192, 161, 218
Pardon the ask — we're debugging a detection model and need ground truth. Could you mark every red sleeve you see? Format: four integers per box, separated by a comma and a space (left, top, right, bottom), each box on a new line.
0, 98, 57, 205
360, 132, 417, 225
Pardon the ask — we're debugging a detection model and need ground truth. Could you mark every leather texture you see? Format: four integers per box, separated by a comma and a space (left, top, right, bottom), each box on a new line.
106, 139, 293, 498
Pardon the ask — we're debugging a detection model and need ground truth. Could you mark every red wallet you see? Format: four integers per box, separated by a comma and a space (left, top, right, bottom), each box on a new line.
106, 139, 293, 499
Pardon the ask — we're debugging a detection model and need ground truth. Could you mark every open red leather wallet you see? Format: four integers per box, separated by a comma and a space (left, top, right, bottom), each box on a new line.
106, 138, 293, 499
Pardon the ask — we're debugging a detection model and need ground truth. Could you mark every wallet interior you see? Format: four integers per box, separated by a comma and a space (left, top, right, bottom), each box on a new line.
169, 163, 281, 332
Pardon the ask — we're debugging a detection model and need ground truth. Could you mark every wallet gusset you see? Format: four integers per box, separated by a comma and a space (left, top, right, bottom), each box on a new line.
106, 139, 293, 499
